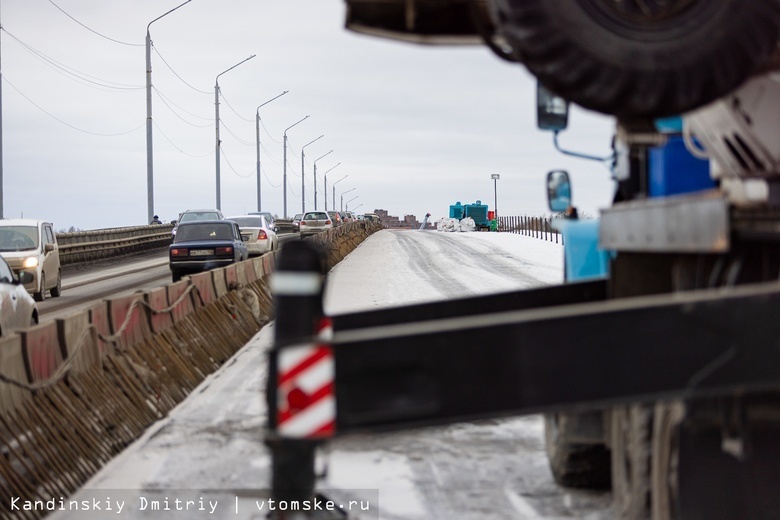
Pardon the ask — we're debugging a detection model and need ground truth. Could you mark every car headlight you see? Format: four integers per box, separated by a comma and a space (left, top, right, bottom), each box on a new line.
22, 257, 38, 268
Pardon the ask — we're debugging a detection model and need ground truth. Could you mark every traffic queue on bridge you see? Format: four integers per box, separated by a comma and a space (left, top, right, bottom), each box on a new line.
166, 208, 374, 282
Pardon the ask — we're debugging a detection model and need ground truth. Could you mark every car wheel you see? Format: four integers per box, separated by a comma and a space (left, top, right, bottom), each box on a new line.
50, 269, 62, 297
33, 273, 45, 302
172, 272, 182, 283
494, 0, 780, 118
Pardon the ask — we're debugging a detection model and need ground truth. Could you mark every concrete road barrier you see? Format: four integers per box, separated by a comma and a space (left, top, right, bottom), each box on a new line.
20, 322, 64, 383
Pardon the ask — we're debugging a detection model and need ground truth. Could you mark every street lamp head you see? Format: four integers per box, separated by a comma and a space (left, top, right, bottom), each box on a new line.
324, 162, 341, 175
147, 0, 192, 32
303, 135, 325, 150
285, 115, 310, 136
314, 150, 334, 165
217, 54, 256, 83
257, 91, 289, 114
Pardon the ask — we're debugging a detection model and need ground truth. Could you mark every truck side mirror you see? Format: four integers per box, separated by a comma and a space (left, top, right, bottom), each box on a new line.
537, 82, 569, 132
547, 170, 572, 212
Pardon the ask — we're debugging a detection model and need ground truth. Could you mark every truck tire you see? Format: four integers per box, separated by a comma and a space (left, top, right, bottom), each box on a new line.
493, 0, 780, 118
611, 405, 652, 520
544, 413, 611, 489
650, 401, 684, 520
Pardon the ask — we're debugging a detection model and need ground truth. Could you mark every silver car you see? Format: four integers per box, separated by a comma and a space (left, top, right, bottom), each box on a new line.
0, 255, 38, 334
226, 215, 279, 256
172, 209, 225, 238
248, 212, 279, 233
0, 219, 62, 302
299, 211, 334, 238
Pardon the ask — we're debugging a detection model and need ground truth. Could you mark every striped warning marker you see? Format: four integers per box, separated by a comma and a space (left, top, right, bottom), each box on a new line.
277, 342, 335, 438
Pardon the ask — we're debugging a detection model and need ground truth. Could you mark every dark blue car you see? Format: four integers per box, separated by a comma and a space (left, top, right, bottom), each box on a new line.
169, 220, 248, 282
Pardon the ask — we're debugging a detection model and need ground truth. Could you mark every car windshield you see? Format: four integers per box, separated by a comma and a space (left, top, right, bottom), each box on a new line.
228, 216, 265, 228
180, 211, 221, 223
304, 212, 329, 221
0, 226, 38, 252
173, 223, 234, 242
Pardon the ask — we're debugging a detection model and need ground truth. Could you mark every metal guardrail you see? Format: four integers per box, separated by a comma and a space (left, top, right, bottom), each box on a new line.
55, 224, 175, 265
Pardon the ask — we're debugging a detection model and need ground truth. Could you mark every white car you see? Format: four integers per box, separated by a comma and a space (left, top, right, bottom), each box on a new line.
0, 219, 61, 301
0, 255, 38, 334
299, 211, 334, 238
226, 215, 279, 256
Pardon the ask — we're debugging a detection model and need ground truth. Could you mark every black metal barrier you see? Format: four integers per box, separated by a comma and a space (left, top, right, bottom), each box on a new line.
327, 281, 780, 433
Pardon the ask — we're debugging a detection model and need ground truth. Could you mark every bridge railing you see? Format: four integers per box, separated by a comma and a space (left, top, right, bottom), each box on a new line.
56, 223, 175, 265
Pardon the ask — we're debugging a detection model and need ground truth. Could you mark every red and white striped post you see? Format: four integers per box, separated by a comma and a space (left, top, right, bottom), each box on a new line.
266, 240, 332, 509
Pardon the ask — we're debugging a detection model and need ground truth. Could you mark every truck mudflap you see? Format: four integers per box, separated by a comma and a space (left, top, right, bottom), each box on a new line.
266, 241, 780, 514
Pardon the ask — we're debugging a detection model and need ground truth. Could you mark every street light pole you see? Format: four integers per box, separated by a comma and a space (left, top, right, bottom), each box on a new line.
491, 173, 500, 221
146, 0, 192, 224
332, 174, 347, 213
345, 195, 359, 212
283, 115, 310, 218
312, 150, 333, 211
323, 163, 341, 211
215, 54, 256, 211
256, 91, 288, 212
301, 135, 324, 214
340, 187, 356, 212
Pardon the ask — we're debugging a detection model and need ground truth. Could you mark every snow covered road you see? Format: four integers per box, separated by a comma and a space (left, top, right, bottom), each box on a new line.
48, 229, 614, 520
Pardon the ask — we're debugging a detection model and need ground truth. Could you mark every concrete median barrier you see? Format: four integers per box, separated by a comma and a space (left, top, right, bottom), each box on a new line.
253, 256, 266, 278
88, 301, 113, 356
236, 259, 255, 286
224, 263, 239, 290
189, 271, 217, 307
57, 311, 100, 376
20, 322, 64, 383
107, 294, 151, 350
0, 335, 32, 415
146, 286, 174, 334
167, 280, 195, 323
213, 266, 229, 299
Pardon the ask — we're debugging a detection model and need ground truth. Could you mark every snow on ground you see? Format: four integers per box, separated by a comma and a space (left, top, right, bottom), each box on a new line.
46, 230, 613, 520
325, 230, 563, 314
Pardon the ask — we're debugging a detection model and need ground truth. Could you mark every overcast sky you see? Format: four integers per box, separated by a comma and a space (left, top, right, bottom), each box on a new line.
1, 0, 616, 231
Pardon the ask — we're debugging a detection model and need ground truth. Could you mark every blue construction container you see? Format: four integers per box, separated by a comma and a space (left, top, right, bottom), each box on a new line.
649, 135, 714, 197
449, 202, 465, 220
464, 200, 490, 229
